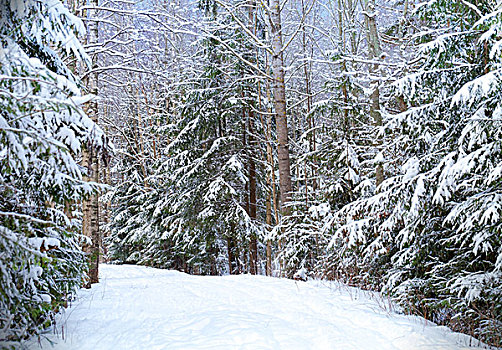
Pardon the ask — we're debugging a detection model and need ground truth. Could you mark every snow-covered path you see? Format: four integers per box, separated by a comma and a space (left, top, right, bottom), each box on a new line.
28, 264, 485, 350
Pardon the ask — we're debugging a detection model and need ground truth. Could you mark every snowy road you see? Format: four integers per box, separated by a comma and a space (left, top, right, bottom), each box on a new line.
27, 264, 485, 350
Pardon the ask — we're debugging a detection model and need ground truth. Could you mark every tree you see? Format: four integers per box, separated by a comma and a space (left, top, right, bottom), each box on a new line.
324, 1, 502, 344
0, 0, 105, 342
106, 2, 267, 275
268, 0, 293, 217
363, 0, 385, 187
80, 0, 101, 286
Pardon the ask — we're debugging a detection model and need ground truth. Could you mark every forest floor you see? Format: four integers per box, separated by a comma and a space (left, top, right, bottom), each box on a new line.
25, 264, 488, 350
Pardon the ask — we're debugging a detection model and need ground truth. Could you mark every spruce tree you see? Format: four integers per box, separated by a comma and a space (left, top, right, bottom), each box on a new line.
324, 1, 502, 344
0, 0, 105, 342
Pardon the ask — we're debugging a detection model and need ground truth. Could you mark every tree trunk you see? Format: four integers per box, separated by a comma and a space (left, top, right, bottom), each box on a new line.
301, 0, 316, 196
266, 188, 273, 276
247, 0, 259, 275
266, 81, 279, 276
82, 0, 100, 286
364, 0, 384, 187
248, 109, 258, 275
227, 236, 235, 274
269, 0, 292, 216
260, 52, 277, 277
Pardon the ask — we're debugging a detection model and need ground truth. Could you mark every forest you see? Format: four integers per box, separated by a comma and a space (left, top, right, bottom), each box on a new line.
0, 0, 501, 348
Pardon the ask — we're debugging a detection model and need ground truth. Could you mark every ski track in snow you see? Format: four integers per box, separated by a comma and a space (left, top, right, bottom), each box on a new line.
26, 264, 487, 350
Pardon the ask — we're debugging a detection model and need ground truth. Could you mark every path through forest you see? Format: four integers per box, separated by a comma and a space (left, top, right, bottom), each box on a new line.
27, 264, 486, 350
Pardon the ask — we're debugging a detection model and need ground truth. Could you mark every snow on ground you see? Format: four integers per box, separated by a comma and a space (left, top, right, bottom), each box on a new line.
26, 264, 487, 350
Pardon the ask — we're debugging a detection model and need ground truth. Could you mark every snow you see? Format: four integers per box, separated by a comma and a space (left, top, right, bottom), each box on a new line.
374, 152, 385, 164
293, 267, 308, 281
28, 237, 61, 251
33, 294, 52, 303
25, 264, 487, 350
308, 203, 330, 219
402, 156, 419, 181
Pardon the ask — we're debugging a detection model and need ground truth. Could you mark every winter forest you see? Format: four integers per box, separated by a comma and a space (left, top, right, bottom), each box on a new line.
1, 0, 502, 348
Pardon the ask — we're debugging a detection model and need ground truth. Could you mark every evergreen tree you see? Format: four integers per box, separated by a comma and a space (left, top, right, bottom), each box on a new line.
325, 1, 502, 344
107, 5, 267, 275
0, 0, 105, 342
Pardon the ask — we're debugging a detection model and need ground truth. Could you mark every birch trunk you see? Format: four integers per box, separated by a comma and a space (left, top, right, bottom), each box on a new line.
82, 0, 100, 286
269, 0, 292, 216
